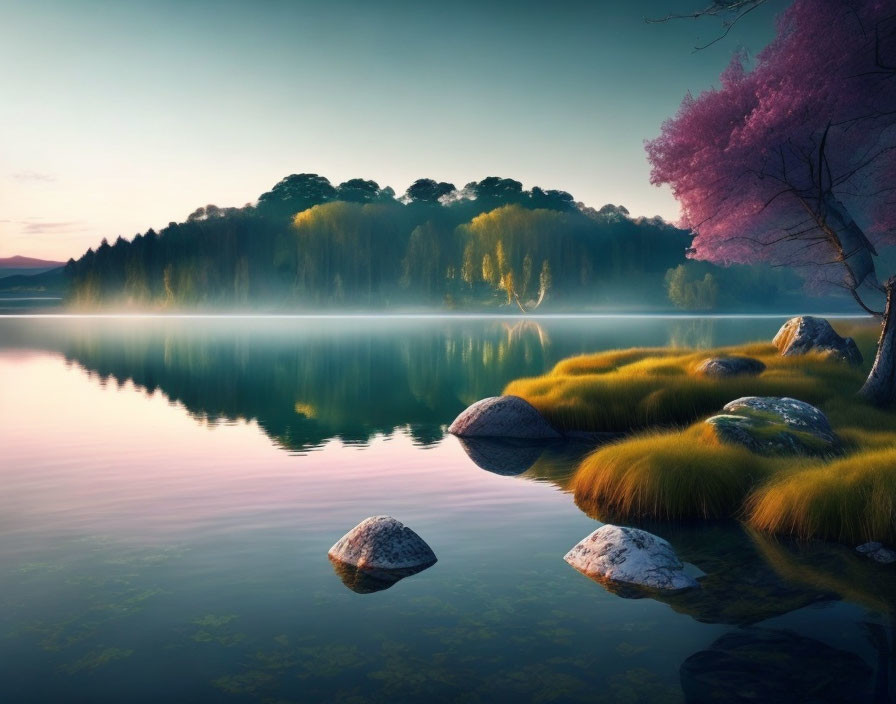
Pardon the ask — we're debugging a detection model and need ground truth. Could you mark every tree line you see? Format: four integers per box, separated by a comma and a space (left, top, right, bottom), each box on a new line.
64, 173, 801, 310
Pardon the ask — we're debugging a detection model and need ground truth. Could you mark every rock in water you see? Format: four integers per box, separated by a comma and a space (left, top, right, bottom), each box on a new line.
328, 516, 437, 572
704, 396, 839, 456
680, 628, 874, 704
856, 541, 896, 564
448, 395, 561, 439
564, 524, 698, 592
773, 315, 863, 365
694, 356, 765, 378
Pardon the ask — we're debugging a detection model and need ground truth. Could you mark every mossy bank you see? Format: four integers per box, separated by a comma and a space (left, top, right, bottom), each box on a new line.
503, 323, 896, 545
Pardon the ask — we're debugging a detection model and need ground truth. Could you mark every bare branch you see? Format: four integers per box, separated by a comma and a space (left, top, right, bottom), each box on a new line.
850, 287, 885, 317
645, 0, 768, 51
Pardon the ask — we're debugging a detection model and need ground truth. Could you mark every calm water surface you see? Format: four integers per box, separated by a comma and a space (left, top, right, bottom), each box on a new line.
0, 316, 892, 703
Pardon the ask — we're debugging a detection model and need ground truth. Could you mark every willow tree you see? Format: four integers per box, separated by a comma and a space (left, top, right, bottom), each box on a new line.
647, 0, 896, 404
460, 205, 569, 312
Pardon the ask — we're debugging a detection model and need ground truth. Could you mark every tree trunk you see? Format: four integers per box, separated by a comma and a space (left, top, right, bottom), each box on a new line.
860, 276, 896, 406
823, 194, 878, 289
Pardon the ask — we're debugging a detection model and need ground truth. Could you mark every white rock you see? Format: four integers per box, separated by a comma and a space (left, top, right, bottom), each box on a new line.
328, 515, 437, 571
564, 524, 698, 591
448, 395, 561, 439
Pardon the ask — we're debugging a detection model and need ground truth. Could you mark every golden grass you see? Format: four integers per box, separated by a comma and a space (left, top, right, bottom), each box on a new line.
511, 323, 896, 544
504, 343, 865, 433
571, 427, 781, 520
746, 448, 896, 544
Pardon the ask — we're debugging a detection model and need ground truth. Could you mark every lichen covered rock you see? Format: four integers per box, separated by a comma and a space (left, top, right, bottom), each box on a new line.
564, 524, 698, 591
328, 515, 437, 572
694, 356, 766, 378
773, 315, 863, 365
448, 395, 561, 439
705, 396, 839, 456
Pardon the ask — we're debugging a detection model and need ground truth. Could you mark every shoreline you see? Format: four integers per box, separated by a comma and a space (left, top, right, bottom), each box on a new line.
0, 311, 874, 320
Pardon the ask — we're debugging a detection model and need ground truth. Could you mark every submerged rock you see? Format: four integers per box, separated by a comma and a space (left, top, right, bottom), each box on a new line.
448, 395, 561, 440
773, 315, 863, 365
328, 516, 437, 573
564, 524, 698, 592
704, 396, 839, 456
856, 542, 896, 564
680, 628, 874, 704
694, 356, 765, 378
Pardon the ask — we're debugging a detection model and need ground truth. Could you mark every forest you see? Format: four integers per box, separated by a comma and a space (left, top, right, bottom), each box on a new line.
63, 173, 805, 311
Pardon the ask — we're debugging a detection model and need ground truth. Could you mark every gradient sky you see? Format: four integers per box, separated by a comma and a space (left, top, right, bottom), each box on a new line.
0, 0, 786, 261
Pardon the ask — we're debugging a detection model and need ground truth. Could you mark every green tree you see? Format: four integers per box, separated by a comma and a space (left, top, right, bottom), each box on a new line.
665, 264, 718, 310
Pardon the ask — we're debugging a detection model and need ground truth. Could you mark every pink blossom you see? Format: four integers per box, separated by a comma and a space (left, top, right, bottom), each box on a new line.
647, 0, 896, 288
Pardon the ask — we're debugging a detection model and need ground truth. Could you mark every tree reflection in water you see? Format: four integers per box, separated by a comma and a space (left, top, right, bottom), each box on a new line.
8, 315, 878, 702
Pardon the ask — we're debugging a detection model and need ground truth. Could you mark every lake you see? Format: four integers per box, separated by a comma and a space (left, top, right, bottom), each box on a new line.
0, 315, 891, 703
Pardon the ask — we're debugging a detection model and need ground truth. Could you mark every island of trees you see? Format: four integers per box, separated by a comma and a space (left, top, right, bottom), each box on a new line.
62, 174, 806, 311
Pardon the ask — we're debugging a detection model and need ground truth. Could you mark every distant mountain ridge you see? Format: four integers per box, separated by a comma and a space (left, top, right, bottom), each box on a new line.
0, 255, 65, 268
0, 267, 65, 294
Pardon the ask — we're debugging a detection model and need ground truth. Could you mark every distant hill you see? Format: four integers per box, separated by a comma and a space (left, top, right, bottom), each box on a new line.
0, 255, 65, 268
0, 255, 67, 280
0, 266, 65, 294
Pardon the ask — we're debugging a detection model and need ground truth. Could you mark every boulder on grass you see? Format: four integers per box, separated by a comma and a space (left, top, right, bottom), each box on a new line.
564, 524, 698, 592
448, 395, 561, 440
773, 316, 862, 365
695, 356, 766, 378
328, 516, 437, 593
705, 396, 839, 456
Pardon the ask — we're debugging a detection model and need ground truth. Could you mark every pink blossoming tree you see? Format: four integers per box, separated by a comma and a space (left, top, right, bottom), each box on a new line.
647, 0, 896, 404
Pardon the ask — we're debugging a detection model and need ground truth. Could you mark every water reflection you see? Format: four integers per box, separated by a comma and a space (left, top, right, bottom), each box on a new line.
1, 316, 793, 454
619, 523, 831, 625
328, 557, 435, 594
455, 436, 614, 481
0, 315, 885, 703
455, 438, 552, 476
754, 535, 896, 700
666, 318, 717, 349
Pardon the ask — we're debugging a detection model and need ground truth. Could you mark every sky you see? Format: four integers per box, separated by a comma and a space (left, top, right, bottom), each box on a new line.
0, 0, 787, 261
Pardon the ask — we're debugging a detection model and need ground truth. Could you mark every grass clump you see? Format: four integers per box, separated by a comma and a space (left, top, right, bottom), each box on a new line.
572, 427, 781, 521
504, 343, 864, 434
510, 323, 896, 544
747, 448, 896, 544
